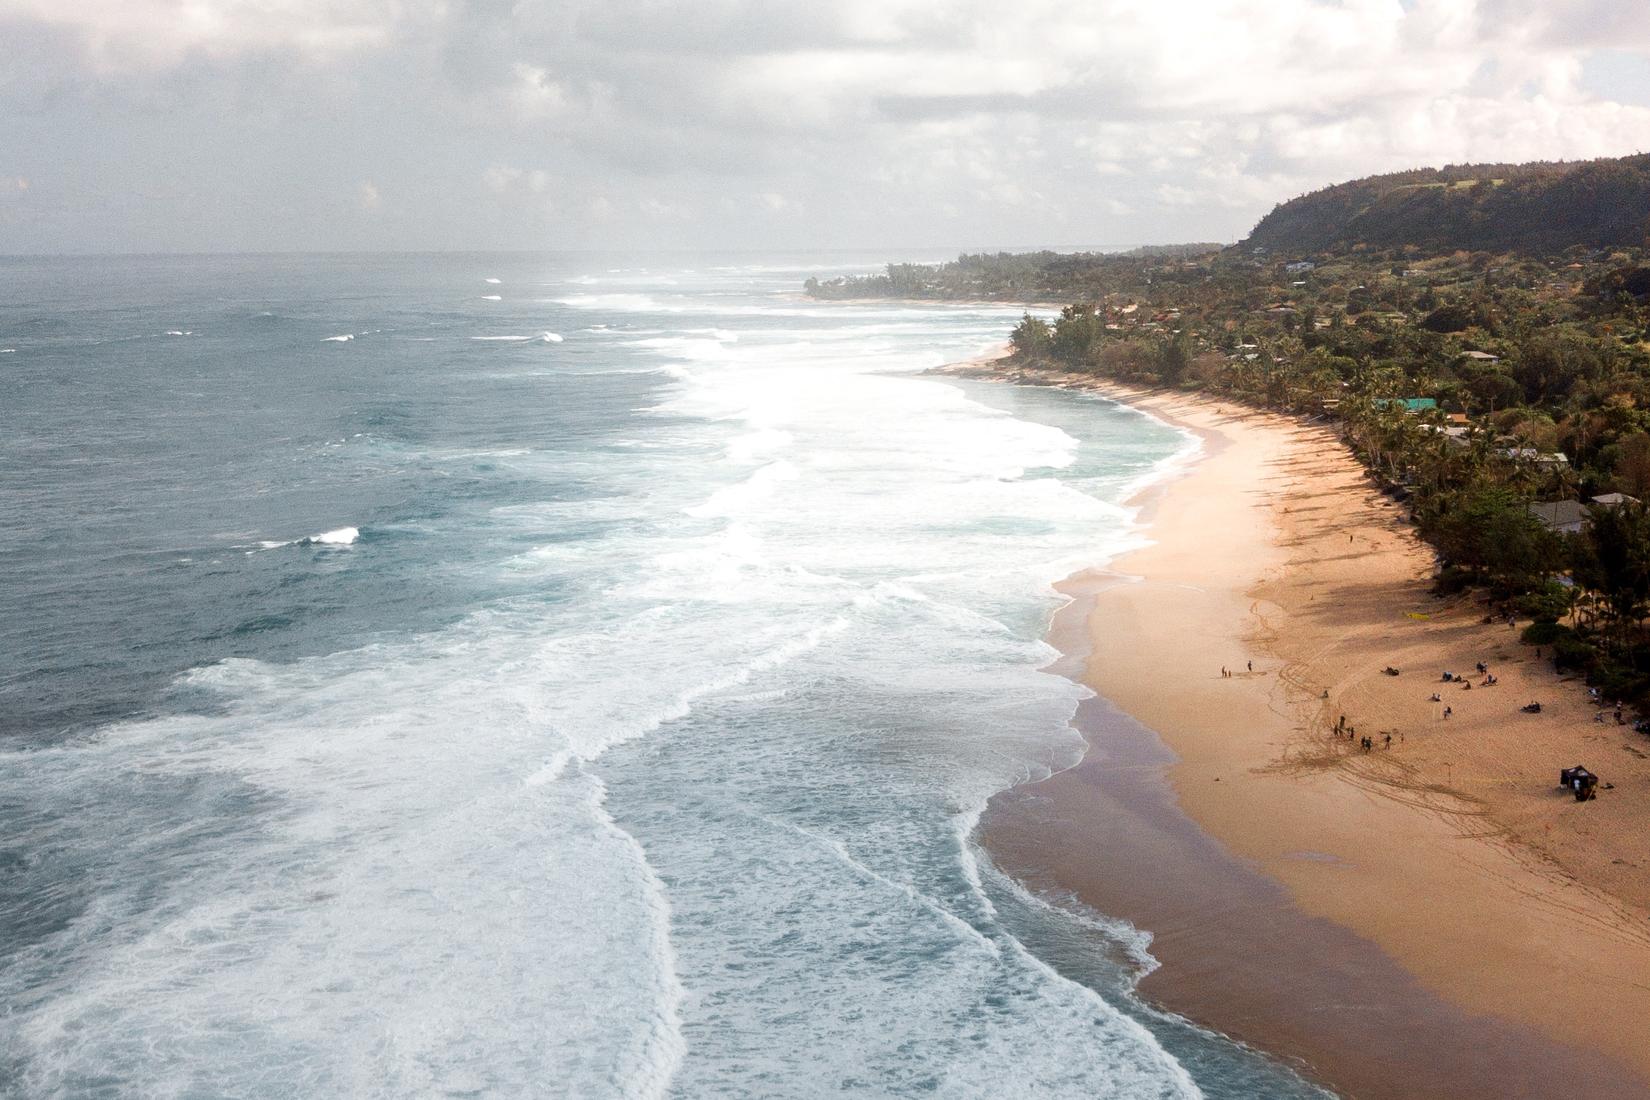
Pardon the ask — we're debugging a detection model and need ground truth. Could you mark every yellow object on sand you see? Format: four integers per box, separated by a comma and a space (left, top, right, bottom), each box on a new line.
1406, 612, 1431, 620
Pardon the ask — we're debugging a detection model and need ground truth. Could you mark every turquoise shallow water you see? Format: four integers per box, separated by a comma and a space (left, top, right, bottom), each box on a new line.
0, 254, 1326, 1097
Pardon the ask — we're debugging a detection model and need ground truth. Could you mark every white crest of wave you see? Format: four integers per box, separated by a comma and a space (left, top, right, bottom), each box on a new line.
470, 333, 562, 344
685, 461, 798, 519
726, 427, 792, 464
252, 526, 360, 551
480, 294, 503, 301
306, 526, 359, 545
555, 292, 681, 313
321, 334, 354, 342
484, 277, 502, 284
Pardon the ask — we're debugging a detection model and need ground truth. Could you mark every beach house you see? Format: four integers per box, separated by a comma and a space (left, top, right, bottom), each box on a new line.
1528, 500, 1588, 534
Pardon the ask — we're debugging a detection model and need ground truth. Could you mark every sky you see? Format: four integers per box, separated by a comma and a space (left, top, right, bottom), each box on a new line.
3, 0, 1650, 255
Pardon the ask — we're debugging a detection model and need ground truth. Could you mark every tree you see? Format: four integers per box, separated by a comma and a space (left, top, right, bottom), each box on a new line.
1511, 331, 1607, 403
1574, 502, 1650, 646
1156, 329, 1192, 385
1615, 432, 1650, 500
1010, 313, 1053, 359
1429, 485, 1561, 589
1051, 306, 1104, 365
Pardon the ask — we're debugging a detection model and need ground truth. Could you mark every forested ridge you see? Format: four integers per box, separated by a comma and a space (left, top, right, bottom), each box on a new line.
1245, 154, 1650, 255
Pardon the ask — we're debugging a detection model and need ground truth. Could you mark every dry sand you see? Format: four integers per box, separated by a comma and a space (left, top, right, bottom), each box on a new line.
963, 366, 1650, 1096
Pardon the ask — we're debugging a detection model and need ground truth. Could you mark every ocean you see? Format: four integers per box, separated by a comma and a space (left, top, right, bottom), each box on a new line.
0, 254, 1325, 1097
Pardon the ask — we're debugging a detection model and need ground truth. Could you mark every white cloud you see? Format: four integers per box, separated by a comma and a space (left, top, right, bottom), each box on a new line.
0, 0, 407, 69
482, 165, 522, 194
507, 63, 569, 120
5, 0, 1650, 251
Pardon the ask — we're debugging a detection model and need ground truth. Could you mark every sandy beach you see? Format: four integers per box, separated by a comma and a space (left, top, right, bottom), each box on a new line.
967, 367, 1650, 1097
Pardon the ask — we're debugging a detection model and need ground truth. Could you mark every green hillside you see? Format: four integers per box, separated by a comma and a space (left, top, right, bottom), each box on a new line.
1244, 155, 1650, 255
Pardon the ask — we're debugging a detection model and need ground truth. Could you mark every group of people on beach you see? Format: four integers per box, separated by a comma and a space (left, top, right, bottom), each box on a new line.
1218, 660, 1252, 679
1587, 687, 1629, 725
1430, 664, 1500, 719
1334, 713, 1392, 752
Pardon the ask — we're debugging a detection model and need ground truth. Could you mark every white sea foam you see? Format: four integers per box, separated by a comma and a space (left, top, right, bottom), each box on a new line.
469, 333, 562, 345
484, 277, 502, 284
480, 294, 502, 301
322, 334, 354, 342
725, 427, 792, 464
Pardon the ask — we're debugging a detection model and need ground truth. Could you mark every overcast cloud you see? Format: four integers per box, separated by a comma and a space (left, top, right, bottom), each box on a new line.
3, 0, 1650, 254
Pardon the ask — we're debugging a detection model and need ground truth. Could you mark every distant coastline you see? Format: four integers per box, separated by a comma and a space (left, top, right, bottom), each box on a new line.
941, 355, 1650, 1097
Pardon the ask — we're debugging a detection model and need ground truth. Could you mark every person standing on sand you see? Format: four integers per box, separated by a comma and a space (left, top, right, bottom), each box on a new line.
1247, 660, 1252, 672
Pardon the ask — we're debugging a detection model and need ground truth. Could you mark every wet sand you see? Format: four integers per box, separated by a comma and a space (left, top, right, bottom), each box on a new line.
970, 372, 1650, 1097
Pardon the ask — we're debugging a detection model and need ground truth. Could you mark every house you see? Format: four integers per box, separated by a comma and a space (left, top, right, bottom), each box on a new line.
1285, 261, 1316, 275
1422, 424, 1471, 445
1501, 447, 1570, 468
1529, 500, 1587, 534
1374, 397, 1438, 413
1459, 350, 1501, 363
1446, 412, 1470, 425
1591, 492, 1640, 508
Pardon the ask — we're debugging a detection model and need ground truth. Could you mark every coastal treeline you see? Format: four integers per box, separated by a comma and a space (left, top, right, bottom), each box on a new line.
805, 187, 1650, 702
803, 245, 1220, 302
1001, 246, 1650, 700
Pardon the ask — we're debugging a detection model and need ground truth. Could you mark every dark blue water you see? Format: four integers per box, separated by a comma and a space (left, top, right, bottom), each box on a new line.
3, 254, 663, 738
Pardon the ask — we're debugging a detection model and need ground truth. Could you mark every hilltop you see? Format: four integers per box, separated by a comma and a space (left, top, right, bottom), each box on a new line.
1244, 155, 1650, 256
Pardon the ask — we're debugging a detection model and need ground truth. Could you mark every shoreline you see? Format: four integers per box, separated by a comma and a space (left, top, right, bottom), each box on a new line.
957, 362, 1650, 1095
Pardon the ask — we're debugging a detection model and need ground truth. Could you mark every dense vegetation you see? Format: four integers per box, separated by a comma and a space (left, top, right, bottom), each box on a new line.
1245, 155, 1650, 255
804, 159, 1650, 703
804, 245, 1222, 302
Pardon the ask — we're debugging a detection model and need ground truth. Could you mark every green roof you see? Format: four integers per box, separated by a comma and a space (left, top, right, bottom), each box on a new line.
1374, 397, 1438, 412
